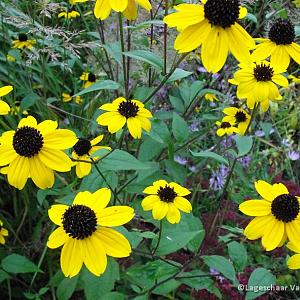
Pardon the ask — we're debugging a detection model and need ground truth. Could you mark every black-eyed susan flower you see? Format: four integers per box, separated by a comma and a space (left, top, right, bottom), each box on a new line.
231, 60, 288, 112
215, 120, 239, 136
0, 116, 77, 190
163, 0, 255, 73
142, 180, 192, 224
97, 97, 152, 139
47, 188, 134, 278
0, 85, 13, 115
204, 93, 219, 102
72, 135, 111, 178
0, 220, 8, 245
288, 75, 300, 84
239, 180, 300, 251
62, 92, 82, 104
94, 0, 152, 21
58, 10, 80, 19
287, 242, 300, 269
80, 72, 97, 88
69, 0, 88, 4
252, 20, 300, 70
12, 33, 36, 49
6, 54, 16, 62
222, 107, 250, 135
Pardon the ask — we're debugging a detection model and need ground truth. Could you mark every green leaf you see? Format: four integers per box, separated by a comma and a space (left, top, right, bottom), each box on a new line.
2, 254, 42, 274
234, 136, 253, 157
20, 93, 40, 111
227, 241, 248, 272
164, 160, 187, 185
172, 112, 190, 142
190, 150, 229, 166
123, 50, 163, 70
245, 268, 276, 300
74, 80, 120, 96
56, 276, 79, 300
101, 150, 151, 171
166, 68, 193, 83
154, 219, 203, 256
169, 95, 185, 113
246, 13, 258, 23
202, 255, 238, 286
81, 259, 120, 300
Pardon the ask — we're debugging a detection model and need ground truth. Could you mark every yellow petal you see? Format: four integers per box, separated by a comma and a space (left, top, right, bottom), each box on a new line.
76, 161, 92, 178
254, 180, 277, 201
18, 116, 37, 128
98, 206, 134, 227
0, 100, 10, 115
0, 85, 13, 97
94, 0, 112, 20
43, 129, 77, 149
143, 185, 158, 194
261, 218, 284, 251
174, 196, 192, 213
141, 195, 160, 211
244, 215, 274, 240
47, 227, 68, 249
169, 182, 191, 196
48, 204, 69, 226
92, 188, 112, 210
39, 148, 72, 172
166, 203, 181, 224
152, 201, 168, 220
287, 254, 300, 270
95, 227, 131, 257
0, 144, 17, 166
127, 117, 142, 139
287, 242, 300, 254
239, 200, 271, 216
109, 0, 128, 12
7, 156, 30, 190
286, 221, 300, 245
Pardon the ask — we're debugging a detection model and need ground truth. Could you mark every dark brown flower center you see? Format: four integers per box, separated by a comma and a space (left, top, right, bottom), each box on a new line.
118, 100, 139, 118
269, 19, 295, 45
220, 122, 231, 128
88, 73, 96, 82
204, 0, 240, 28
254, 63, 274, 81
271, 194, 299, 223
235, 111, 247, 122
157, 185, 177, 202
62, 204, 97, 239
13, 126, 44, 157
18, 33, 28, 42
73, 138, 92, 156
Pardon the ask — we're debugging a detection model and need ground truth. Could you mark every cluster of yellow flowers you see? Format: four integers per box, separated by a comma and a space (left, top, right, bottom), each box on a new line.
1, 0, 299, 280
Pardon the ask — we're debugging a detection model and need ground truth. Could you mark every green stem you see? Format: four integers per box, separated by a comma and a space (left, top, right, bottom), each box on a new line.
152, 221, 163, 256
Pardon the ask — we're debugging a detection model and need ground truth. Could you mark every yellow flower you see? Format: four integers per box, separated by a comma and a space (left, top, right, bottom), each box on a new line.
204, 93, 219, 102
231, 60, 288, 112
10, 101, 28, 116
287, 242, 300, 269
80, 72, 97, 88
222, 107, 250, 135
12, 33, 36, 49
94, 0, 152, 21
163, 1, 255, 73
0, 220, 8, 245
0, 116, 77, 190
69, 0, 88, 4
0, 85, 13, 115
215, 119, 239, 136
72, 135, 111, 178
239, 180, 300, 251
47, 188, 134, 278
58, 10, 80, 19
97, 97, 152, 139
6, 54, 16, 62
142, 180, 192, 224
288, 75, 300, 84
252, 20, 300, 70
62, 92, 82, 104
292, 0, 300, 7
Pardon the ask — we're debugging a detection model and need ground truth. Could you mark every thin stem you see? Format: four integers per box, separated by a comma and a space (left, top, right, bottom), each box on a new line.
118, 13, 128, 98
163, 0, 168, 75
152, 221, 163, 255
143, 53, 189, 104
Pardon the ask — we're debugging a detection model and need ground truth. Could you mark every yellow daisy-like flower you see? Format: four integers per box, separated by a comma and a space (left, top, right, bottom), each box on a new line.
163, 1, 255, 73
47, 188, 134, 278
287, 242, 300, 269
215, 119, 239, 136
58, 10, 80, 19
0, 85, 13, 115
80, 72, 97, 88
62, 93, 82, 104
222, 107, 250, 135
204, 93, 219, 102
288, 75, 300, 84
292, 0, 300, 7
0, 220, 8, 245
12, 33, 36, 49
239, 180, 300, 251
94, 0, 152, 21
6, 54, 16, 62
0, 116, 77, 190
231, 60, 288, 112
142, 180, 192, 224
10, 101, 28, 116
69, 0, 88, 4
72, 135, 111, 178
97, 97, 152, 139
252, 20, 300, 70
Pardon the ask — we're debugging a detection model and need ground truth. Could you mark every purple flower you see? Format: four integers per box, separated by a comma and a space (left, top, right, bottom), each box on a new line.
287, 150, 300, 161
238, 155, 251, 168
174, 155, 188, 165
209, 165, 229, 191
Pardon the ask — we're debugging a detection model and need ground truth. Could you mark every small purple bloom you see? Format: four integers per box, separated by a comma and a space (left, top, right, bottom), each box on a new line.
287, 150, 300, 161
